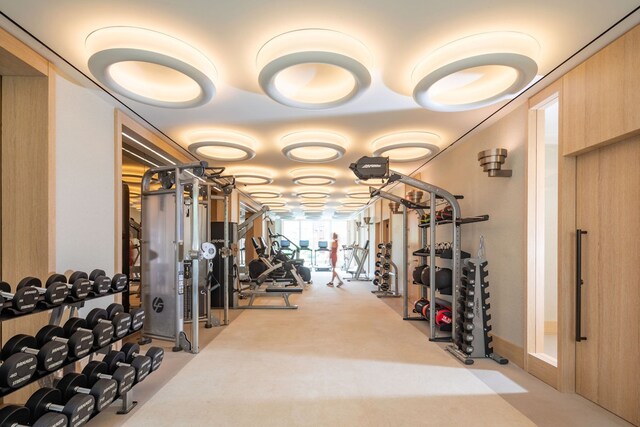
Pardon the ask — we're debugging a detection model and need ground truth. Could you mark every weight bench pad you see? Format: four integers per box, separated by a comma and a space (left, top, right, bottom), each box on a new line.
265, 287, 303, 293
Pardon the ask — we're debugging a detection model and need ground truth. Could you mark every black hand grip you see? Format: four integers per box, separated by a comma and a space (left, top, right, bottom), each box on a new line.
576, 229, 588, 342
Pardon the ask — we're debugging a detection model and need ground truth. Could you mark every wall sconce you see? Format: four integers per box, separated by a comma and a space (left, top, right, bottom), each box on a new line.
478, 148, 512, 177
363, 216, 372, 225
389, 201, 401, 214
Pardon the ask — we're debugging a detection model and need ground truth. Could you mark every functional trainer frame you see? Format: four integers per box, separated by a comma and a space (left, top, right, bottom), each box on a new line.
140, 162, 233, 354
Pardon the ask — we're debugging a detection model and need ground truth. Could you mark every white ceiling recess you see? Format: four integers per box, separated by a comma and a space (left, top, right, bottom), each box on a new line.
1, 0, 638, 219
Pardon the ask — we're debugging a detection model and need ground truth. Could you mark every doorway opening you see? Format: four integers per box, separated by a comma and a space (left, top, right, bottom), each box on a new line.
527, 94, 559, 367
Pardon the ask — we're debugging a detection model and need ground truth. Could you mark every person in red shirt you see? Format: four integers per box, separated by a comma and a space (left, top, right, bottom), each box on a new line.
327, 232, 344, 287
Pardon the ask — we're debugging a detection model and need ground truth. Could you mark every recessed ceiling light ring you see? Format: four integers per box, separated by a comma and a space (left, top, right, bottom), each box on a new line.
297, 191, 330, 199
282, 141, 345, 163
249, 190, 281, 199
259, 51, 371, 109
373, 141, 440, 163
345, 192, 370, 199
188, 141, 256, 161
89, 48, 215, 108
413, 52, 538, 112
234, 174, 273, 185
292, 175, 336, 186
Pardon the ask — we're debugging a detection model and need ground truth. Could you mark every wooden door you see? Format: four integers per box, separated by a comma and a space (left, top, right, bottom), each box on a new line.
575, 136, 640, 425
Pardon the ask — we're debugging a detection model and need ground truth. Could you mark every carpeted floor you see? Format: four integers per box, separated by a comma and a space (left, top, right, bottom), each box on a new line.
118, 274, 534, 426
89, 272, 631, 426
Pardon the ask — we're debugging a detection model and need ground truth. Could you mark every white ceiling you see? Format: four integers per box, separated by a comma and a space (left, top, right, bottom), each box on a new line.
1, 0, 638, 218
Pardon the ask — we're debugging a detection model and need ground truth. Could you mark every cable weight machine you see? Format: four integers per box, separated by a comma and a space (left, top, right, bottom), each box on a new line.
139, 162, 234, 354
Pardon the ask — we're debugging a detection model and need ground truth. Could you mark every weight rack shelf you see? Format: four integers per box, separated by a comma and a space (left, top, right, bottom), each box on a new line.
0, 328, 138, 398
0, 290, 124, 322
418, 215, 490, 228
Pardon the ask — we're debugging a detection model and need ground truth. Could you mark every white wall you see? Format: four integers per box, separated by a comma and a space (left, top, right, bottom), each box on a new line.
55, 72, 116, 312
416, 104, 527, 346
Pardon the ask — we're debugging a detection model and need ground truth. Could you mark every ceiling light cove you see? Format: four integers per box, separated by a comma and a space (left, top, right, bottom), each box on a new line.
257, 29, 372, 109
249, 190, 281, 199
281, 131, 347, 163
345, 189, 371, 199
86, 27, 217, 108
372, 131, 441, 163
226, 167, 274, 185
297, 191, 330, 199
300, 202, 326, 208
412, 32, 540, 111
262, 201, 286, 208
290, 168, 336, 186
186, 130, 256, 162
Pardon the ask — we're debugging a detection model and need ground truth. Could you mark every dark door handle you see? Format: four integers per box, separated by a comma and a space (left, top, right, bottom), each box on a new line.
576, 229, 588, 342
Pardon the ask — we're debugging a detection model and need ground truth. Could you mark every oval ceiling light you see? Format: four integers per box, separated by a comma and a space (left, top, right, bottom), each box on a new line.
262, 201, 286, 208
249, 190, 281, 199
226, 167, 274, 185
300, 202, 326, 208
281, 131, 346, 163
86, 26, 217, 108
412, 32, 539, 112
257, 29, 372, 109
290, 168, 336, 186
186, 130, 256, 162
345, 189, 370, 199
342, 202, 367, 208
297, 191, 330, 199
372, 131, 441, 163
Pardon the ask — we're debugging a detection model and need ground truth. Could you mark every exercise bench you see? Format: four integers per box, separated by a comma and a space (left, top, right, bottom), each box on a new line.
239, 285, 303, 309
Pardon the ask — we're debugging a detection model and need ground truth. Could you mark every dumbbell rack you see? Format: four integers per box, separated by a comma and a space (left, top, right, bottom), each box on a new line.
445, 257, 508, 365
0, 290, 141, 415
372, 244, 400, 298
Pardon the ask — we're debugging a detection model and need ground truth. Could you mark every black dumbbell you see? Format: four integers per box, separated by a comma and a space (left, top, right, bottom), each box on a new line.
103, 350, 151, 384
121, 343, 164, 372
56, 372, 117, 413
26, 387, 94, 427
104, 303, 144, 332
45, 274, 90, 301
0, 352, 38, 389
0, 281, 39, 313
85, 306, 131, 339
63, 318, 113, 349
16, 277, 68, 306
68, 271, 110, 296
0, 405, 67, 427
385, 243, 392, 249
82, 361, 135, 396
2, 335, 68, 372
89, 269, 128, 293
35, 325, 93, 360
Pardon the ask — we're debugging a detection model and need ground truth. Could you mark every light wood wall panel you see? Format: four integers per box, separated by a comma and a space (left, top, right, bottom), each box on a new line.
1, 76, 50, 284
562, 24, 640, 155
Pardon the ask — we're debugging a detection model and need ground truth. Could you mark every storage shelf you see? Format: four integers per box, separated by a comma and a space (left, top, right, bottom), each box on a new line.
0, 328, 138, 398
0, 289, 125, 322
412, 250, 471, 259
418, 215, 489, 228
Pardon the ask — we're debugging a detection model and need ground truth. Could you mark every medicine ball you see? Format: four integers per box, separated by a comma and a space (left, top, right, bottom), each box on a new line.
412, 265, 427, 284
414, 299, 429, 316
435, 268, 452, 290
420, 265, 431, 287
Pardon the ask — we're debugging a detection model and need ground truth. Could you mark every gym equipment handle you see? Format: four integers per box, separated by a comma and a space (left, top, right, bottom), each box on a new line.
576, 229, 588, 342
